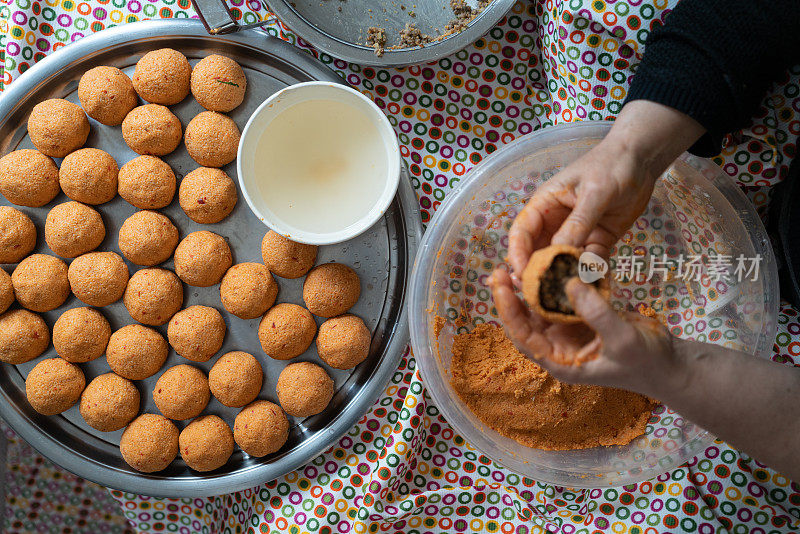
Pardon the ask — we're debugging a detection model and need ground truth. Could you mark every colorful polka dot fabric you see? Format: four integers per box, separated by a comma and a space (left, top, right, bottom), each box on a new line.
2, 0, 800, 533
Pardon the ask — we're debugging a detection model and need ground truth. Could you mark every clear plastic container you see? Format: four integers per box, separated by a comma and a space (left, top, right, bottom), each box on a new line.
408, 122, 778, 487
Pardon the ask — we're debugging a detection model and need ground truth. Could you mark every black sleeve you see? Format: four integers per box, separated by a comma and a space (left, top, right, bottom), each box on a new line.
624, 0, 800, 157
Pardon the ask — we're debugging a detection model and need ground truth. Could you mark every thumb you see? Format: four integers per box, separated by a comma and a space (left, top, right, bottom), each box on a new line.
551, 191, 608, 247
565, 278, 621, 337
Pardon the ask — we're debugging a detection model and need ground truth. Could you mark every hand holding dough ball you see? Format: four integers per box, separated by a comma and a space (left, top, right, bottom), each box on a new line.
0, 206, 36, 264
173, 231, 232, 287
132, 48, 191, 105
25, 358, 85, 415
59, 148, 119, 205
12, 254, 70, 312
118, 211, 179, 266
234, 400, 288, 457
303, 263, 361, 317
258, 303, 316, 360
179, 415, 234, 472
209, 351, 262, 407
168, 305, 226, 362
120, 414, 179, 473
118, 156, 176, 209
0, 269, 12, 315
179, 167, 237, 224
53, 307, 110, 363
0, 310, 49, 364
317, 315, 371, 369
219, 262, 278, 320
124, 268, 183, 326
80, 373, 140, 432
276, 362, 334, 418
0, 149, 60, 207
122, 105, 182, 156
153, 364, 210, 421
78, 66, 137, 126
45, 201, 105, 258
27, 99, 89, 158
261, 231, 317, 279
68, 252, 129, 307
191, 54, 247, 112
106, 324, 168, 380
184, 111, 240, 168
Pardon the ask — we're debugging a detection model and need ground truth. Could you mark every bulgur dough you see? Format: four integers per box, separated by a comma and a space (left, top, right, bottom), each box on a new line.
118, 156, 176, 209
78, 66, 137, 126
0, 149, 60, 207
59, 148, 119, 205
26, 358, 85, 415
317, 315, 371, 369
179, 415, 234, 472
68, 251, 129, 307
124, 268, 183, 326
122, 104, 183, 156
12, 254, 70, 312
118, 210, 180, 266
120, 414, 179, 473
276, 362, 334, 418
191, 55, 247, 112
153, 364, 210, 421
168, 305, 226, 362
258, 303, 316, 360
234, 400, 289, 457
219, 262, 278, 320
27, 99, 90, 158
106, 324, 168, 380
178, 167, 237, 224
209, 351, 263, 408
53, 307, 111, 363
184, 111, 240, 168
173, 231, 232, 287
0, 268, 12, 314
0, 309, 49, 364
0, 206, 36, 264
132, 48, 191, 105
80, 373, 140, 432
303, 263, 361, 317
45, 201, 106, 258
261, 231, 317, 279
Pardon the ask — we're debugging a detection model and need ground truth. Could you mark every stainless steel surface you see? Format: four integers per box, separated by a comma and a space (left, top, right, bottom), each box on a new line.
0, 19, 421, 497
192, 0, 516, 66
194, 0, 276, 34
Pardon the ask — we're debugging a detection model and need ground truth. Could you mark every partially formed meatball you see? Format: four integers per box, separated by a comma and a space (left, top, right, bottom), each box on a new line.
0, 149, 60, 207
68, 252, 129, 307
258, 303, 316, 360
173, 231, 232, 287
0, 206, 36, 264
317, 315, 371, 369
276, 362, 334, 418
179, 415, 234, 472
191, 55, 247, 112
0, 309, 49, 364
120, 414, 179, 473
59, 148, 119, 205
124, 268, 183, 326
234, 400, 289, 457
53, 307, 111, 363
118, 210, 179, 266
0, 268, 12, 314
303, 263, 361, 318
209, 351, 263, 407
106, 324, 168, 380
184, 111, 240, 168
261, 230, 317, 279
26, 358, 85, 415
78, 66, 138, 126
153, 364, 210, 421
80, 373, 140, 432
178, 167, 237, 224
168, 305, 226, 362
45, 201, 105, 258
12, 254, 70, 312
118, 156, 176, 210
27, 99, 90, 158
132, 48, 191, 105
219, 263, 278, 320
122, 105, 182, 156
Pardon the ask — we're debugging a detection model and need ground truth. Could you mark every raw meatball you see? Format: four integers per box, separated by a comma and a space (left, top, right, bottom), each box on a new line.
184, 111, 240, 168
120, 414, 179, 473
78, 66, 138, 126
179, 415, 234, 472
132, 48, 191, 105
303, 263, 361, 317
0, 149, 60, 207
122, 104, 182, 156
276, 362, 334, 418
191, 55, 247, 112
12, 254, 70, 312
258, 303, 316, 360
26, 358, 85, 415
59, 148, 119, 205
118, 210, 179, 266
53, 307, 111, 363
80, 373, 140, 432
0, 309, 49, 364
261, 230, 317, 279
168, 305, 226, 362
209, 351, 263, 407
106, 324, 168, 380
27, 99, 90, 158
234, 400, 288, 457
173, 231, 232, 287
124, 268, 183, 326
118, 156, 176, 209
219, 263, 278, 320
153, 364, 210, 421
0, 206, 36, 264
0, 268, 12, 314
178, 167, 237, 224
68, 252, 129, 307
45, 201, 105, 258
317, 315, 371, 369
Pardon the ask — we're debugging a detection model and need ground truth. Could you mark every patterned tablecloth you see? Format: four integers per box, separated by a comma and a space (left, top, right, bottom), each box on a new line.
2, 0, 800, 533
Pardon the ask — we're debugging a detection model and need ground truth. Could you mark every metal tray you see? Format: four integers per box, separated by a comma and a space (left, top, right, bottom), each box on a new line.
0, 20, 421, 497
